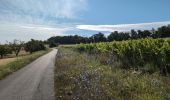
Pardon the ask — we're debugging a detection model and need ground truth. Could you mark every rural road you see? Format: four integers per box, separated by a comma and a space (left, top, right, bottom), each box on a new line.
0, 49, 58, 100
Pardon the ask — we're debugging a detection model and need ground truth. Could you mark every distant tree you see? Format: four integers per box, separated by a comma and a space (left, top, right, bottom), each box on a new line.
140, 30, 152, 38
108, 31, 130, 41
151, 28, 156, 35
49, 41, 58, 48
47, 25, 170, 44
9, 39, 24, 57
131, 29, 138, 39
0, 45, 12, 58
25, 39, 46, 54
108, 31, 119, 41
157, 25, 170, 38
118, 32, 131, 41
48, 35, 89, 44
90, 32, 107, 43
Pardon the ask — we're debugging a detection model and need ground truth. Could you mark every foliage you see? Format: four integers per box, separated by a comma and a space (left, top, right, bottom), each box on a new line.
108, 31, 130, 41
90, 32, 107, 42
0, 45, 12, 58
48, 35, 90, 44
9, 39, 24, 57
49, 41, 59, 48
76, 38, 170, 75
25, 39, 46, 53
55, 48, 170, 100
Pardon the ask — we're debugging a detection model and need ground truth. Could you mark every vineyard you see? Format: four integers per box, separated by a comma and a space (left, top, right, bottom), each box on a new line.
76, 38, 170, 75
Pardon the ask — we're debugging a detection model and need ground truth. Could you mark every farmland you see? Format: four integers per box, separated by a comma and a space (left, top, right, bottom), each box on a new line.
0, 39, 49, 80
0, 49, 51, 80
55, 38, 170, 99
76, 38, 170, 75
0, 58, 16, 66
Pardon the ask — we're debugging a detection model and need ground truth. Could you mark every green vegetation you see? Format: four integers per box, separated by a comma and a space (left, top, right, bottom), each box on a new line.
76, 38, 170, 75
49, 41, 59, 48
0, 39, 49, 79
0, 39, 47, 59
55, 48, 170, 100
0, 49, 51, 80
9, 39, 24, 57
0, 45, 12, 58
25, 39, 46, 53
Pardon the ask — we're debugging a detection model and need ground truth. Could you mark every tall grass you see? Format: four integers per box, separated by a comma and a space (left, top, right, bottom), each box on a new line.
55, 48, 170, 100
0, 49, 51, 80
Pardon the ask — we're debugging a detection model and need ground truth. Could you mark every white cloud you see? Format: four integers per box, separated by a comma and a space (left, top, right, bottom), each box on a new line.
0, 0, 87, 43
0, 0, 87, 24
0, 23, 72, 43
77, 21, 170, 32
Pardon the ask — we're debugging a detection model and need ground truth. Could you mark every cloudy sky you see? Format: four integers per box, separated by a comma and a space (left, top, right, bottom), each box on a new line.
0, 0, 170, 43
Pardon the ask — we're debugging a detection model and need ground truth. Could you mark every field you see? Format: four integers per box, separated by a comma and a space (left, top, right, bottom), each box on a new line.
76, 38, 170, 75
55, 38, 170, 100
5, 50, 29, 58
0, 50, 29, 66
0, 49, 51, 80
0, 58, 16, 66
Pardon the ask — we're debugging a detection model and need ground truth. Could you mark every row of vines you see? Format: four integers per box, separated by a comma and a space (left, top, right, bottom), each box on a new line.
76, 38, 170, 75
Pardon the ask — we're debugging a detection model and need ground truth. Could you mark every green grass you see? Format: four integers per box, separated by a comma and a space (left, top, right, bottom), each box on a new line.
0, 49, 51, 80
55, 47, 170, 100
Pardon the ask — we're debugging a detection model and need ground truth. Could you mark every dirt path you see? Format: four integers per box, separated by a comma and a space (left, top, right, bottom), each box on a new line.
0, 49, 57, 100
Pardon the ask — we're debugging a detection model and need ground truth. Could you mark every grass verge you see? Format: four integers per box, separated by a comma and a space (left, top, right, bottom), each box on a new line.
55, 48, 170, 100
0, 49, 51, 80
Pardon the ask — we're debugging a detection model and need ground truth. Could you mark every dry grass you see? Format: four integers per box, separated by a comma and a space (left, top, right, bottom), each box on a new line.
5, 50, 29, 58
0, 58, 17, 66
0, 50, 30, 66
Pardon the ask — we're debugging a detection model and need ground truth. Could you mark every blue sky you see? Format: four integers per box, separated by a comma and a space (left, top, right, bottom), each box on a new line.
0, 0, 170, 43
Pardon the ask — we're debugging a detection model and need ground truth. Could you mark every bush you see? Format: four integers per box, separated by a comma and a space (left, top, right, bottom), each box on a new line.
49, 41, 59, 48
9, 39, 24, 57
0, 45, 12, 58
25, 39, 46, 53
76, 38, 170, 75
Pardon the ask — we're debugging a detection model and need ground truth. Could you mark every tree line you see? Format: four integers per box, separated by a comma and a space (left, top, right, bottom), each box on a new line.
1, 25, 170, 58
0, 39, 46, 59
48, 25, 170, 44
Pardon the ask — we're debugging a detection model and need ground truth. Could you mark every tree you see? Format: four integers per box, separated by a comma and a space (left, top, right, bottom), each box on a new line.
0, 45, 12, 58
9, 40, 24, 57
47, 25, 170, 44
90, 32, 106, 43
157, 25, 170, 38
119, 32, 130, 40
48, 35, 89, 44
49, 41, 58, 48
108, 31, 119, 41
25, 39, 46, 53
108, 31, 130, 41
131, 29, 138, 39
140, 30, 152, 38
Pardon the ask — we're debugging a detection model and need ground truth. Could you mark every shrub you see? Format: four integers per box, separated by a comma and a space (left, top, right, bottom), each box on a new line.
49, 41, 59, 48
76, 38, 170, 75
0, 45, 12, 58
25, 39, 46, 53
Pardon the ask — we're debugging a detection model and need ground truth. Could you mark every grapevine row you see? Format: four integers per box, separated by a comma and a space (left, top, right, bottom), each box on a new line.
76, 38, 170, 74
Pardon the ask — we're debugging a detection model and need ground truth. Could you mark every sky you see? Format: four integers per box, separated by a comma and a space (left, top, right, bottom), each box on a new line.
0, 0, 170, 43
